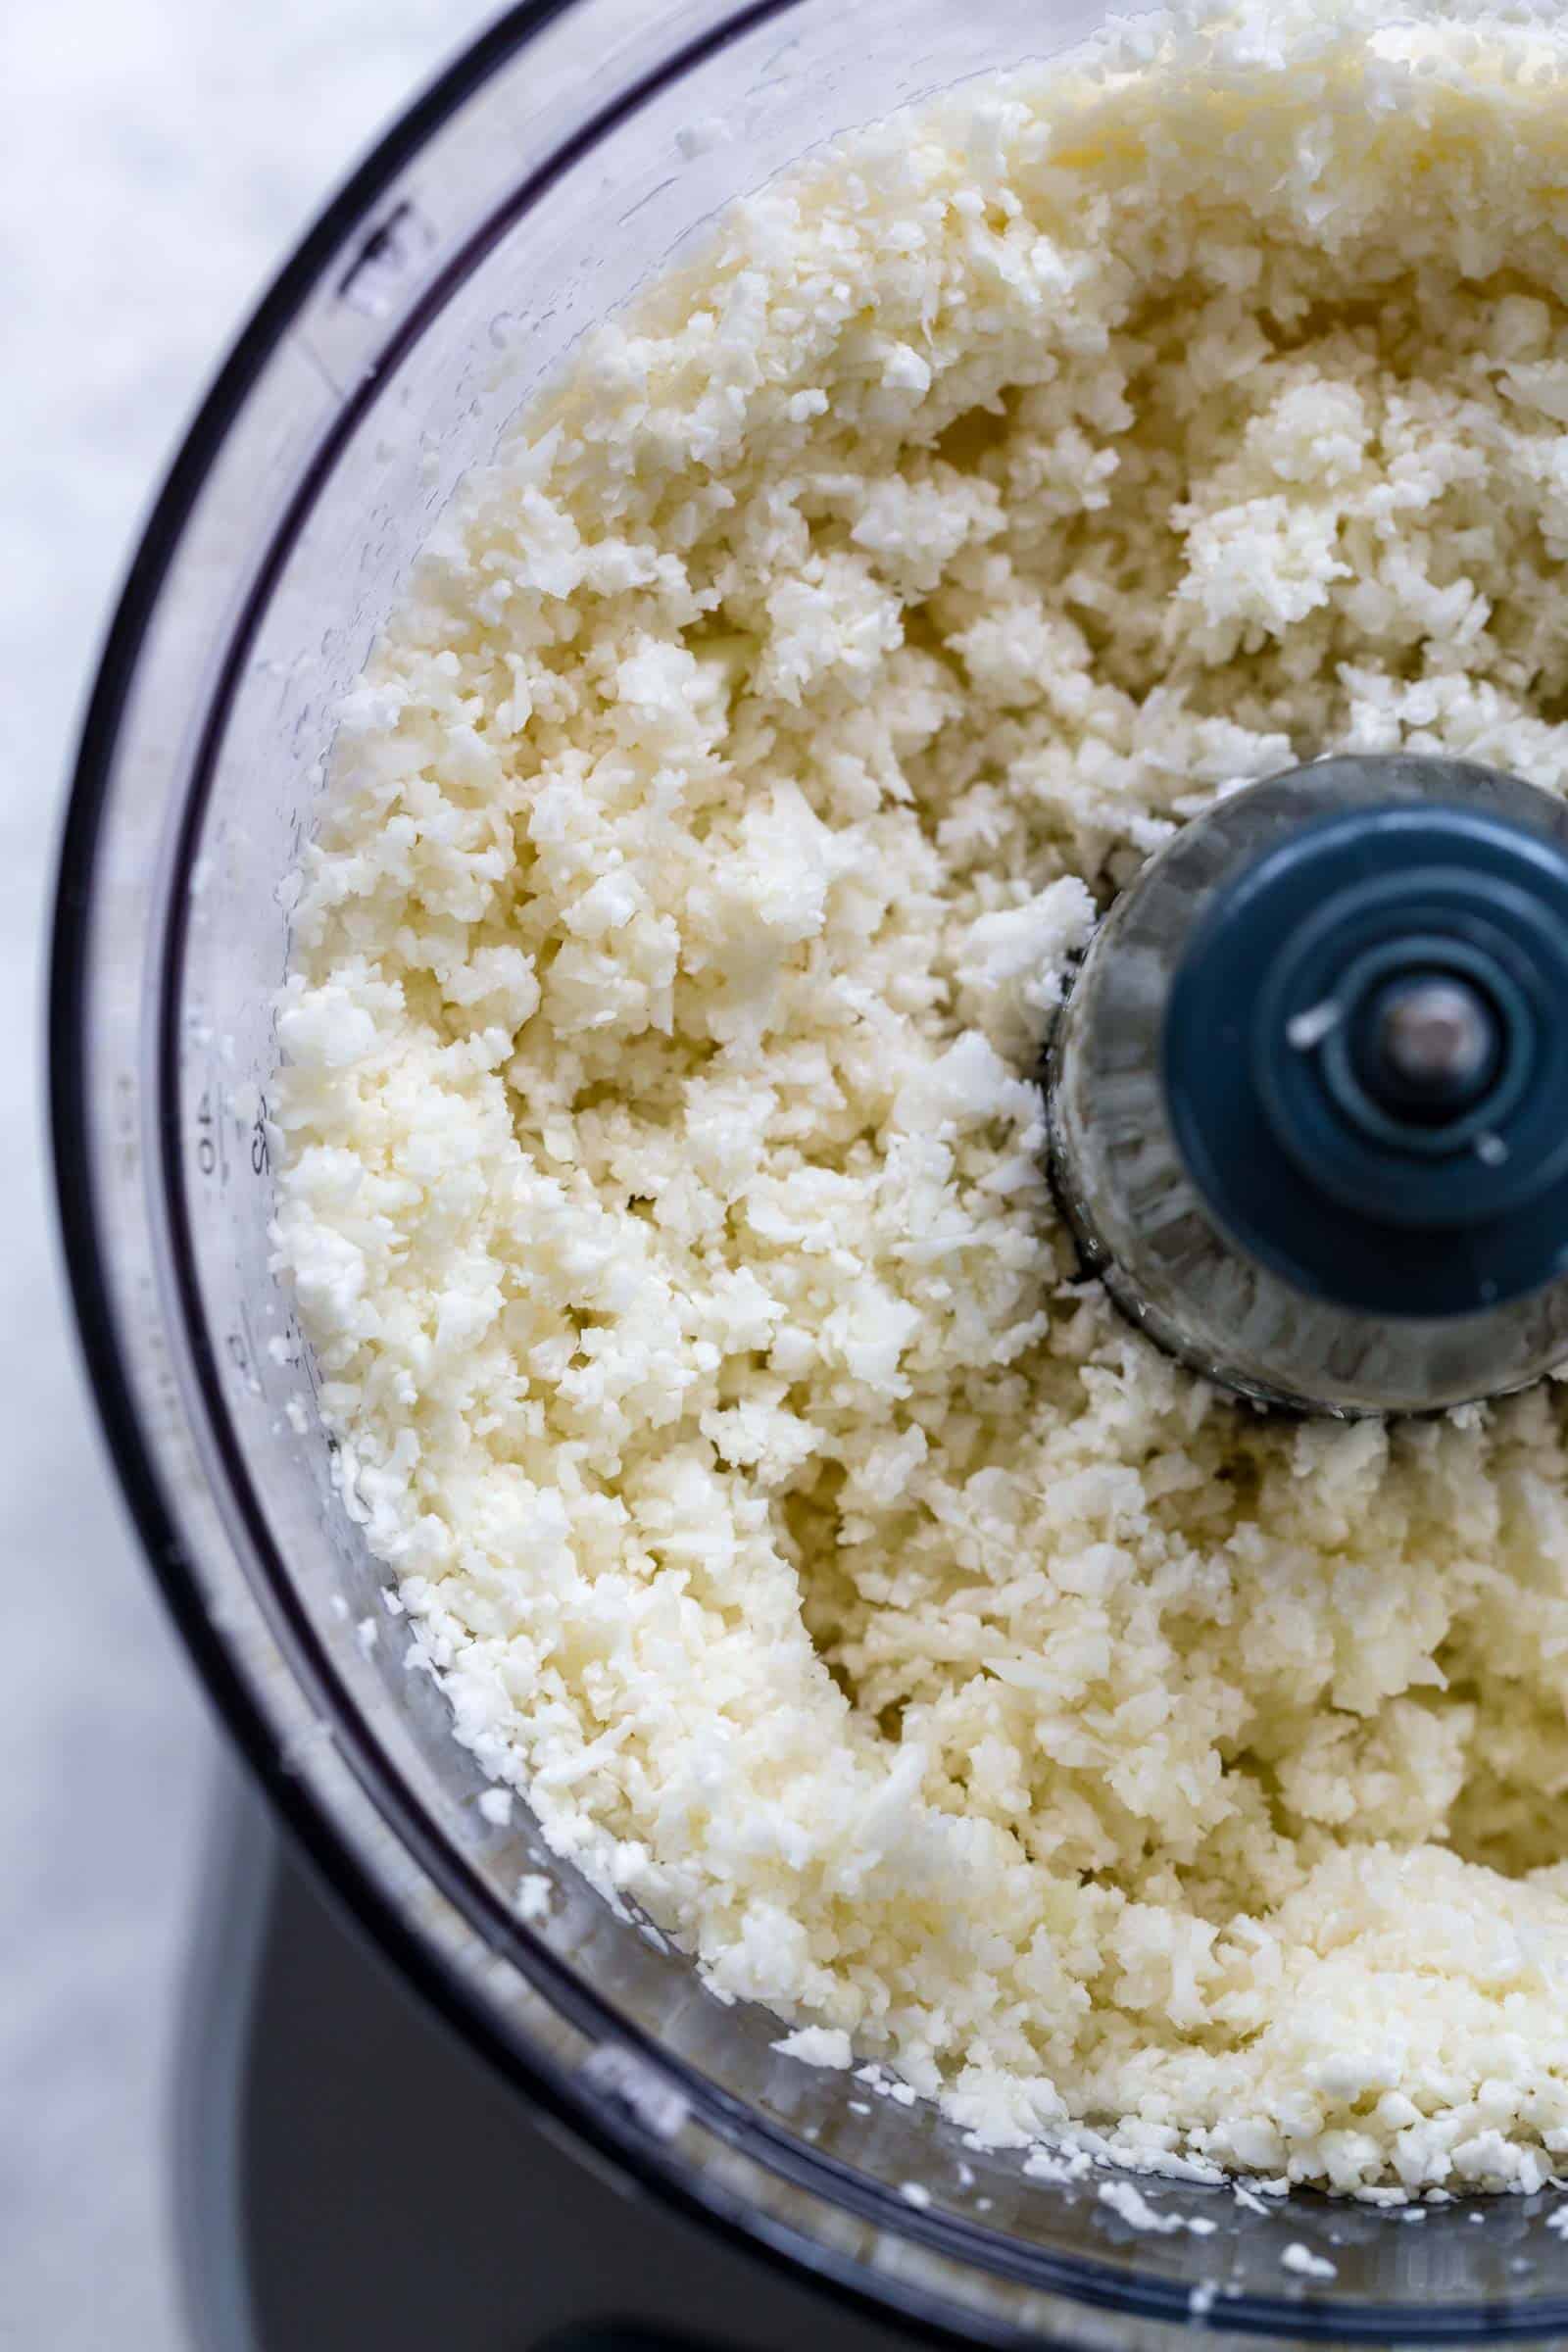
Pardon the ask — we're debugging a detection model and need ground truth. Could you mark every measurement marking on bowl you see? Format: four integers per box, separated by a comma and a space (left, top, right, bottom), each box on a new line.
335, 200, 436, 318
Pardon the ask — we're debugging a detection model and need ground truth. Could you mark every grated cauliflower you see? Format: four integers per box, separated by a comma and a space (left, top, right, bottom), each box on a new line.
273, 0, 1568, 2194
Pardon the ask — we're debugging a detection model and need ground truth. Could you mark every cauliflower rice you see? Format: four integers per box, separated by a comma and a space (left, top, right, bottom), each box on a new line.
273, 0, 1568, 2194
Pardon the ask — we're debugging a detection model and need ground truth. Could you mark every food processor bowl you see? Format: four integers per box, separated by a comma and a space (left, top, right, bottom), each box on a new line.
48, 0, 1568, 2340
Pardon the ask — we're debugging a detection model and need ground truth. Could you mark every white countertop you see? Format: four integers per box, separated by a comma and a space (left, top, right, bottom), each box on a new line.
4, 4, 488, 2341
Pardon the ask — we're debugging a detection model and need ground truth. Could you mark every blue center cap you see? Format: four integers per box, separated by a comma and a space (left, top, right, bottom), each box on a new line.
1163, 779, 1568, 1318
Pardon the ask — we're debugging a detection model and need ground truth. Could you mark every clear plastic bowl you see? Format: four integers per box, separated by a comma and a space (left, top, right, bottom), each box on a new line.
48, 0, 1568, 2339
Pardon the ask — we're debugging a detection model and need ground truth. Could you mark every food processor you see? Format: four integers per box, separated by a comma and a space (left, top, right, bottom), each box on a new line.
48, 0, 1568, 2342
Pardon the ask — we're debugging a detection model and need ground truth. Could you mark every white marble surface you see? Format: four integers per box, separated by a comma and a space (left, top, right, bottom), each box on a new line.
5, 4, 488, 2341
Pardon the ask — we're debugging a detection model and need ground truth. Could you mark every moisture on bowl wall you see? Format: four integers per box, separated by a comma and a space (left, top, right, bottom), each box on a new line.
271, 0, 1568, 2198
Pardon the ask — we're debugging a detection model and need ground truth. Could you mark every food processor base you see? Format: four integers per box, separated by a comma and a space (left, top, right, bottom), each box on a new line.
176, 1773, 915, 2352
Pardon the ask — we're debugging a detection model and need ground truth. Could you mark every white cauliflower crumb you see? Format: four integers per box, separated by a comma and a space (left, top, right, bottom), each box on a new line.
774, 2026, 855, 2069
1098, 2181, 1189, 2235
273, 0, 1568, 2196
1282, 2244, 1339, 2280
515, 1874, 553, 1924
478, 1788, 514, 1826
1098, 2179, 1217, 2236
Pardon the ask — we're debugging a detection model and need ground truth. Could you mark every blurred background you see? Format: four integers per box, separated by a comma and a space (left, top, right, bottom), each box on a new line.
5, 3, 490, 2341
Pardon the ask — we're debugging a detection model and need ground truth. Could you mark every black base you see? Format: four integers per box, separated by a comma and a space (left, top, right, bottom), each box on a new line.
176, 1779, 913, 2352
